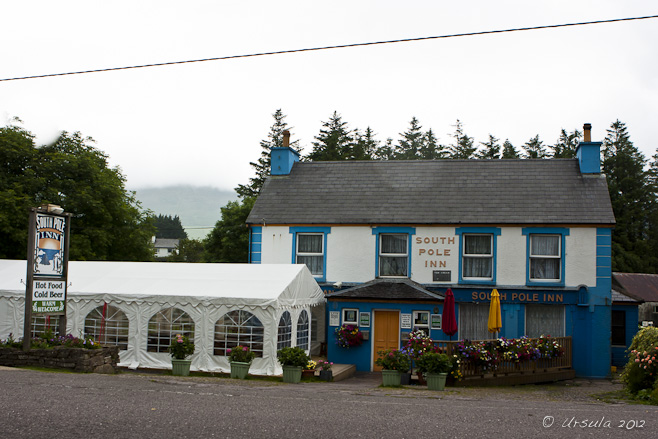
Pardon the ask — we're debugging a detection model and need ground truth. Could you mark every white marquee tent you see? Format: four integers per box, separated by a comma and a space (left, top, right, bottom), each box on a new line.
0, 260, 325, 375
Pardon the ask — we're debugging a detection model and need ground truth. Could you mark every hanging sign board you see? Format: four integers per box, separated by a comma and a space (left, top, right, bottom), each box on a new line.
32, 280, 66, 314
33, 213, 67, 278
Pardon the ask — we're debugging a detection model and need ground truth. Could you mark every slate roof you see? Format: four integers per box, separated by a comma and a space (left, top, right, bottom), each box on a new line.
154, 238, 180, 249
326, 278, 444, 302
613, 272, 658, 302
246, 159, 615, 225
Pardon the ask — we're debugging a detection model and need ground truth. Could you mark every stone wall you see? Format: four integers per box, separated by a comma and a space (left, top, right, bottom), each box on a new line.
0, 346, 119, 373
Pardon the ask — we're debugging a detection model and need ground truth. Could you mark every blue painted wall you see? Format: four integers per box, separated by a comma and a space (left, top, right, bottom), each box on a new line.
611, 304, 640, 368
326, 300, 444, 372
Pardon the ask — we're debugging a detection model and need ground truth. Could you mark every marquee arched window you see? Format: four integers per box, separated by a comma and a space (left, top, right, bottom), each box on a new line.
277, 311, 292, 350
31, 315, 60, 338
84, 305, 130, 350
297, 310, 310, 350
214, 310, 264, 357
147, 307, 195, 353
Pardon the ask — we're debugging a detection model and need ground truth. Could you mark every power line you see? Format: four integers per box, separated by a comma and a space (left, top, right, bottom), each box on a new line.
2, 14, 657, 83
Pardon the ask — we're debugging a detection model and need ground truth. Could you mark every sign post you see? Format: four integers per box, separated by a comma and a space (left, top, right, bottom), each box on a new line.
23, 205, 71, 350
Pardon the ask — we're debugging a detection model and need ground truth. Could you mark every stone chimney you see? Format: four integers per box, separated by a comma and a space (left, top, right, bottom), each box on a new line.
576, 123, 601, 174
270, 130, 300, 176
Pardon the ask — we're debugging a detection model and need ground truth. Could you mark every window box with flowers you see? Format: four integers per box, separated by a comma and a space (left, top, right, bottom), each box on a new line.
335, 324, 364, 349
169, 334, 195, 376
302, 360, 318, 379
227, 345, 256, 379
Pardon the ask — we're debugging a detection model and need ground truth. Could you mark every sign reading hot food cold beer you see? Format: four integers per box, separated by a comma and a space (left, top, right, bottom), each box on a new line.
34, 213, 66, 277
32, 280, 66, 314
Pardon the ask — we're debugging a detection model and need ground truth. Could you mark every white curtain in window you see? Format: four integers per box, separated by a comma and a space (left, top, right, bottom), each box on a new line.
463, 235, 492, 278
525, 305, 564, 338
530, 236, 560, 279
380, 234, 407, 276
459, 304, 491, 340
297, 235, 323, 275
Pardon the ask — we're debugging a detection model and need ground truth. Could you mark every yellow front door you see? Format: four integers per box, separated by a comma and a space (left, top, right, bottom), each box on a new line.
373, 310, 400, 371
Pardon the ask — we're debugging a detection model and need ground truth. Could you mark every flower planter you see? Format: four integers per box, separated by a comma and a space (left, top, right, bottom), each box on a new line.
319, 370, 333, 382
302, 369, 316, 379
172, 359, 192, 376
230, 361, 251, 379
425, 372, 448, 391
282, 365, 303, 383
381, 370, 402, 387
400, 372, 411, 385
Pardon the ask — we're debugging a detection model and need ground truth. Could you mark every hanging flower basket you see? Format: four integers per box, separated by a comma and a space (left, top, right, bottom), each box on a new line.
335, 324, 364, 348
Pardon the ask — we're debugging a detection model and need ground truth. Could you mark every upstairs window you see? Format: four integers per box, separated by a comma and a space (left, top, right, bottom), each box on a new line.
296, 233, 324, 276
529, 235, 561, 281
462, 234, 493, 280
380, 234, 408, 277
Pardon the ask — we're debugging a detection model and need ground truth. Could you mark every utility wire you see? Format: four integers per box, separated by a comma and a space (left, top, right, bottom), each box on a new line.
2, 14, 657, 82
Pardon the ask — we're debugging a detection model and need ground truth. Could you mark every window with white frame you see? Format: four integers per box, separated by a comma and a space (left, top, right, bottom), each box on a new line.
297, 310, 310, 350
84, 305, 129, 350
342, 308, 358, 326
214, 310, 264, 357
413, 311, 430, 335
529, 235, 561, 281
379, 234, 408, 277
296, 233, 324, 276
147, 307, 195, 353
462, 234, 493, 279
277, 311, 292, 349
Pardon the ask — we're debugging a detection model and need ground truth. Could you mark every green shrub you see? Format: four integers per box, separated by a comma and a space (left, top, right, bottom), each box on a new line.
375, 349, 411, 372
622, 327, 658, 395
416, 352, 453, 374
276, 346, 309, 367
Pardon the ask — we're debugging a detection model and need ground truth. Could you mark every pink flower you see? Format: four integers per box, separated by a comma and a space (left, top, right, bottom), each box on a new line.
243, 347, 248, 351
227, 348, 232, 354
177, 339, 183, 343
635, 359, 640, 363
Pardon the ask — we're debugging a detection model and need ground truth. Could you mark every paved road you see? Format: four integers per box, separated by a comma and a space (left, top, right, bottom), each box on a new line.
0, 367, 656, 439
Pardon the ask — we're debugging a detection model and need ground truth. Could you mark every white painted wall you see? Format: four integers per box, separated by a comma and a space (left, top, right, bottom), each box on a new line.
257, 225, 599, 288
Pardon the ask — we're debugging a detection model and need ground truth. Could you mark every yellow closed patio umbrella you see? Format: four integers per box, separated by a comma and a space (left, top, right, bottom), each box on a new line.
488, 289, 502, 336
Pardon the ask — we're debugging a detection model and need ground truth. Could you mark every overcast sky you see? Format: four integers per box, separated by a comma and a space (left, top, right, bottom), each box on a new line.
2, 1, 657, 192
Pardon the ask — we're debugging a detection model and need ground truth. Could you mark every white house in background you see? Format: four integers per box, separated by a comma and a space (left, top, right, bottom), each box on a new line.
153, 238, 180, 258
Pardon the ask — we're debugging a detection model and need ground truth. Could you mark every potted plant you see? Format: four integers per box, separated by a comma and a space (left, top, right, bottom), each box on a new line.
277, 346, 310, 383
335, 324, 364, 348
227, 345, 256, 379
169, 334, 195, 376
302, 360, 317, 379
318, 360, 333, 381
375, 349, 411, 387
416, 352, 452, 391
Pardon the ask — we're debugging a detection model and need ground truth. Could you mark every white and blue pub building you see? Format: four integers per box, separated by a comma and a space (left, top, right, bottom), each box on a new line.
246, 126, 615, 378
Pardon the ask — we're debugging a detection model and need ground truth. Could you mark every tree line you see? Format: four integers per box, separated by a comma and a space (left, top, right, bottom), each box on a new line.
2, 113, 657, 273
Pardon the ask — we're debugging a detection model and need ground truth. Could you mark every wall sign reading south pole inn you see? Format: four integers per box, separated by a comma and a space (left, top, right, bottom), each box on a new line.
33, 212, 67, 277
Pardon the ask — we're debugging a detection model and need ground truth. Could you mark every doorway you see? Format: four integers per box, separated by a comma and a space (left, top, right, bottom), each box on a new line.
373, 310, 400, 371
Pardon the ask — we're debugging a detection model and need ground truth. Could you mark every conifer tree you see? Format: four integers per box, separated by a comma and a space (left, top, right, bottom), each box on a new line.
235, 109, 300, 199
373, 138, 395, 160
602, 120, 654, 272
501, 140, 520, 159
522, 135, 548, 159
550, 129, 582, 158
154, 214, 188, 239
394, 117, 425, 160
476, 134, 501, 159
419, 128, 446, 160
307, 111, 354, 161
447, 119, 476, 159
352, 127, 378, 160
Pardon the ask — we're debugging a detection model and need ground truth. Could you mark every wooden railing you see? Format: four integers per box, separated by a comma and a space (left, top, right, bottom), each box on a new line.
435, 336, 573, 379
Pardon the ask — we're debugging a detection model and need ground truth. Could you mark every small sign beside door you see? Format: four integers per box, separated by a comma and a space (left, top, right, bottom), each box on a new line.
401, 313, 412, 329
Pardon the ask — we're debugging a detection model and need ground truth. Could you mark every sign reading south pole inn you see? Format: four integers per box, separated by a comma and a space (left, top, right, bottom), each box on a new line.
31, 212, 68, 315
